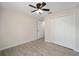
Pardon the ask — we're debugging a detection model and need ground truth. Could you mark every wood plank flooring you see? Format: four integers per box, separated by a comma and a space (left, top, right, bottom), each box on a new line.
0, 38, 79, 56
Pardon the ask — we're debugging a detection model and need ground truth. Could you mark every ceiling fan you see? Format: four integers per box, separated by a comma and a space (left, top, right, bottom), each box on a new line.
28, 2, 50, 14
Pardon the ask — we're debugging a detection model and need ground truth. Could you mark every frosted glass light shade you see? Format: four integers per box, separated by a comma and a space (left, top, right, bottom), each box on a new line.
36, 9, 43, 14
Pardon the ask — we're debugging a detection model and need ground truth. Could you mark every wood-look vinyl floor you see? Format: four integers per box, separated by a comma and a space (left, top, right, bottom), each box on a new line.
0, 38, 79, 56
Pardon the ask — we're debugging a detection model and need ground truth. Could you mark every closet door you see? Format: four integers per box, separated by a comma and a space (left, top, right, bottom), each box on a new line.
54, 15, 75, 49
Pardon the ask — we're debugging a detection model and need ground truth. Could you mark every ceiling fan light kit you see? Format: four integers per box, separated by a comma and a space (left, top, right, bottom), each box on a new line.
36, 9, 43, 14
29, 2, 50, 14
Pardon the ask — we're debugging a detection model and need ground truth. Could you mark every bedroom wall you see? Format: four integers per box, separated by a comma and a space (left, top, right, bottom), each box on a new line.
75, 8, 79, 52
0, 8, 37, 50
45, 7, 78, 51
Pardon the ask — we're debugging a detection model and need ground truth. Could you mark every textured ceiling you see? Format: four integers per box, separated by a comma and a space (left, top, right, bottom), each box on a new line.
0, 2, 79, 20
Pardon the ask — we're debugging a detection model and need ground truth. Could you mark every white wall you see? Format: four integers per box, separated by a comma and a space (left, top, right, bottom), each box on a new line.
45, 8, 76, 50
0, 8, 37, 50
75, 8, 79, 52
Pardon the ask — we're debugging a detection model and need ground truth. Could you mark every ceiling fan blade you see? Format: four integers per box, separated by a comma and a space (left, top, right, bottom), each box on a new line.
41, 2, 46, 8
42, 9, 50, 11
29, 5, 36, 8
36, 3, 41, 9
31, 10, 37, 13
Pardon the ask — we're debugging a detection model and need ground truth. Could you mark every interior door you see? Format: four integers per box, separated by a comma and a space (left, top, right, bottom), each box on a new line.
53, 15, 75, 49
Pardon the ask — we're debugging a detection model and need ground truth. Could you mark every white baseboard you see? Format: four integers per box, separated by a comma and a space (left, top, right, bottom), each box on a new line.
45, 39, 52, 42
0, 42, 26, 51
74, 49, 79, 52
0, 39, 37, 51
45, 40, 74, 50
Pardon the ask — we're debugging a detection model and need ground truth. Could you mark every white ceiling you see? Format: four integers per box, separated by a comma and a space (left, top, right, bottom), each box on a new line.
0, 2, 79, 19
